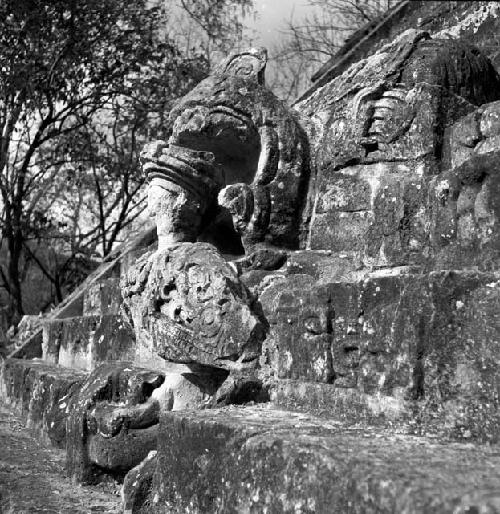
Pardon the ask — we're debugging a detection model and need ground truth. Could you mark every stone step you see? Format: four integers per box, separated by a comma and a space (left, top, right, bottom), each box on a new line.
42, 314, 136, 371
258, 271, 500, 442
8, 226, 156, 361
151, 405, 500, 513
0, 358, 86, 448
83, 277, 122, 316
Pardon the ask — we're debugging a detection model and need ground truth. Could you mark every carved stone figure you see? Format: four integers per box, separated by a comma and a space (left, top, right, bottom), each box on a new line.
141, 143, 224, 249
121, 243, 265, 372
299, 31, 500, 269
128, 33, 500, 402
65, 362, 164, 484
142, 47, 310, 253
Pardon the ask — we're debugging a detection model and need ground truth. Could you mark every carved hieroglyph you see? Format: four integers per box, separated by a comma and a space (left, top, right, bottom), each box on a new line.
122, 243, 265, 371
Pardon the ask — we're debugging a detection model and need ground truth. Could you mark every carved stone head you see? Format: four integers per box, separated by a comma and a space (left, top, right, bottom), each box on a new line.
142, 47, 310, 253
122, 243, 266, 370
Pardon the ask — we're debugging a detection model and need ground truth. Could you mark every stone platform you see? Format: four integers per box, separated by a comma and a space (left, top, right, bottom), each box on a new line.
0, 358, 86, 447
152, 405, 500, 513
43, 314, 136, 371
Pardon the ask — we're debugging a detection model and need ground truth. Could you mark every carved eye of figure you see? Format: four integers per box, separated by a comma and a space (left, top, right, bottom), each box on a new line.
304, 317, 323, 335
160, 281, 175, 300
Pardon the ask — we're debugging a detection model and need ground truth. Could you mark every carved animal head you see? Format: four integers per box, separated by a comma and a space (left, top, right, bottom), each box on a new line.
144, 48, 311, 252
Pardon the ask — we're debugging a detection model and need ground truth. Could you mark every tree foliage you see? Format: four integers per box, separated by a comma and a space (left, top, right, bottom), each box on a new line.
0, 0, 253, 320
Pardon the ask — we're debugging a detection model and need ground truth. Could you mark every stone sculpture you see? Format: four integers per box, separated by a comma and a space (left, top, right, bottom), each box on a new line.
141, 47, 310, 253
65, 362, 164, 484
124, 31, 500, 409
299, 31, 500, 269
4, 17, 500, 513
121, 242, 265, 372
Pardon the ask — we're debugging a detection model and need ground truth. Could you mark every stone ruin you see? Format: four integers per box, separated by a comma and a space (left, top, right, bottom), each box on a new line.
2, 2, 500, 512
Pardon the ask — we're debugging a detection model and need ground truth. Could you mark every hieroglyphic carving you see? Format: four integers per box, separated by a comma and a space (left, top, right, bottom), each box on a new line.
121, 243, 265, 371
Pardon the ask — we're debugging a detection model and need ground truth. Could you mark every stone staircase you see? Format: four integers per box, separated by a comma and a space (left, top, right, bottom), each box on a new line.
2, 260, 500, 513
0, 228, 156, 450
7, 227, 156, 361
42, 278, 135, 372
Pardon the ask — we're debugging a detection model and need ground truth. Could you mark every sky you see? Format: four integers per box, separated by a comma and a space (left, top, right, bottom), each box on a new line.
249, 0, 312, 49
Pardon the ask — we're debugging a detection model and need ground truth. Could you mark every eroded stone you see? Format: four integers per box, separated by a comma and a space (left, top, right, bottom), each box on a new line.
65, 362, 164, 484
122, 243, 265, 371
153, 406, 500, 513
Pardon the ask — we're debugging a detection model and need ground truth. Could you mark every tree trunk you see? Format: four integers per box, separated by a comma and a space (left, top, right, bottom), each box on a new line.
7, 237, 24, 317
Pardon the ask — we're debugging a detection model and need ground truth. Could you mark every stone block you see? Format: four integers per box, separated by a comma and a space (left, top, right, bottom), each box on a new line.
42, 314, 136, 371
151, 369, 224, 411
285, 251, 364, 284
83, 278, 122, 316
315, 172, 371, 212
309, 211, 371, 252
442, 110, 481, 170
265, 272, 500, 441
271, 379, 407, 422
0, 358, 86, 447
122, 450, 157, 514
480, 100, 500, 137
260, 275, 334, 383
309, 163, 428, 267
153, 406, 500, 513
429, 151, 500, 270
88, 425, 158, 472
329, 272, 499, 399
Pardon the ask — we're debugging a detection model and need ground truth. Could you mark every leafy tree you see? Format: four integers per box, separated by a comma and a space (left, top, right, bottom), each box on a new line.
0, 0, 253, 319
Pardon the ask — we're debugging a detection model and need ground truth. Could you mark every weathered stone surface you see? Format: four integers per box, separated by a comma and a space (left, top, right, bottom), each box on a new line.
8, 226, 155, 362
283, 250, 366, 284
299, 31, 500, 271
88, 425, 158, 472
142, 145, 224, 249
271, 379, 406, 423
141, 48, 310, 253
259, 275, 334, 383
264, 272, 500, 441
0, 358, 86, 447
66, 362, 164, 484
42, 314, 136, 371
122, 243, 265, 371
433, 100, 500, 270
16, 314, 44, 345
154, 406, 500, 513
83, 278, 122, 316
122, 450, 157, 514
